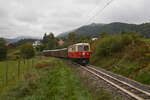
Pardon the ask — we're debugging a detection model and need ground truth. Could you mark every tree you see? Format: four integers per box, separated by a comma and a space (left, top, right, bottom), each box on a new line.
47, 33, 54, 40
47, 39, 55, 50
42, 33, 48, 44
20, 42, 35, 59
0, 38, 7, 60
42, 32, 55, 44
68, 32, 77, 44
100, 32, 107, 38
42, 32, 60, 49
47, 38, 58, 50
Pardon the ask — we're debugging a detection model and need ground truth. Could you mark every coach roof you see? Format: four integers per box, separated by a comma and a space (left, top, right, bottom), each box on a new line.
43, 48, 67, 52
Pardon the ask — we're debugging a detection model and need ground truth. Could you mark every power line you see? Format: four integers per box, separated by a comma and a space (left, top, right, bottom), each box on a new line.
72, 0, 115, 30
83, 0, 103, 19
85, 0, 115, 25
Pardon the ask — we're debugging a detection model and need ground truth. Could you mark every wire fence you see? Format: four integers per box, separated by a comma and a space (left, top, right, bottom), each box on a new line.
0, 57, 41, 92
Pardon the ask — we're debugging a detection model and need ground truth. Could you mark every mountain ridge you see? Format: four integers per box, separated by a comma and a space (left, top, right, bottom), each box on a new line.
58, 22, 150, 38
5, 36, 41, 43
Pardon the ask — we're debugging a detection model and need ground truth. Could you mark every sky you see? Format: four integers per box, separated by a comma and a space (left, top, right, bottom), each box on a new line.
0, 0, 150, 38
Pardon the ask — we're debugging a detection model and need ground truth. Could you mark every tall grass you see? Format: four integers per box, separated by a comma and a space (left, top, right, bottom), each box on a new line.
0, 58, 94, 100
0, 58, 40, 93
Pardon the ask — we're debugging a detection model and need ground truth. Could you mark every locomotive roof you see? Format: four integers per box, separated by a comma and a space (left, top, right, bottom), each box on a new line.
68, 43, 89, 48
75, 43, 89, 46
43, 48, 67, 52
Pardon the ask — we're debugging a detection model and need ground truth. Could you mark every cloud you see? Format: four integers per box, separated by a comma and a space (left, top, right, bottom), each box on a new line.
0, 0, 150, 38
92, 0, 150, 24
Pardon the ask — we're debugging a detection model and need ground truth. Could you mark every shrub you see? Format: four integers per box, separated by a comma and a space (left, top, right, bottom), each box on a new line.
90, 34, 143, 64
135, 71, 150, 84
94, 35, 124, 57
92, 34, 142, 57
121, 34, 132, 45
20, 42, 35, 59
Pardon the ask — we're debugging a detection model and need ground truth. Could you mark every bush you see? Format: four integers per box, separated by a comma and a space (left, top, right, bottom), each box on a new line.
121, 34, 132, 45
135, 71, 150, 84
20, 42, 35, 59
94, 35, 124, 57
0, 38, 7, 60
92, 34, 142, 57
90, 34, 142, 64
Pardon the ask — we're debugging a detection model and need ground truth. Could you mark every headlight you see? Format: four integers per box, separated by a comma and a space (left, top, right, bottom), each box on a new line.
82, 52, 85, 55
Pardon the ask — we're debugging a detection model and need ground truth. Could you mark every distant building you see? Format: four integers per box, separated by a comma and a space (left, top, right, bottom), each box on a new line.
58, 39, 64, 46
92, 37, 98, 41
32, 40, 42, 47
6, 43, 15, 49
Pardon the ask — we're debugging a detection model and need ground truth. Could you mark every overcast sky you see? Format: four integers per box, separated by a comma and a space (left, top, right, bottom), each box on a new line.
0, 0, 150, 38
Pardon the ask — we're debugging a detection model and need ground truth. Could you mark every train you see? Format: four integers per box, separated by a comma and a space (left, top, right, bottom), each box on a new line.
43, 43, 91, 65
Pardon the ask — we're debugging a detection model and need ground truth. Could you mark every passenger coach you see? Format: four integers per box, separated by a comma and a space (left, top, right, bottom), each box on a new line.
43, 43, 91, 65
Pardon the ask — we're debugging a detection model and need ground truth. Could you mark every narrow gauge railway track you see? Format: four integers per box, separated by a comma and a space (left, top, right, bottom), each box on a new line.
79, 64, 150, 100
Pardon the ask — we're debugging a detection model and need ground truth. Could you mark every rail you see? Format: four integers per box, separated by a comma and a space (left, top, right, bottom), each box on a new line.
79, 64, 150, 100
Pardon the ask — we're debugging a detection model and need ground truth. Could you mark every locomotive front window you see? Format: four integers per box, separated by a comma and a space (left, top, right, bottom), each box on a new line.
78, 45, 84, 51
78, 45, 89, 51
84, 45, 89, 51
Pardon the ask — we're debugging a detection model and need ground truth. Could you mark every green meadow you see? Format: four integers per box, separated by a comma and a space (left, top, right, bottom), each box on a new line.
0, 57, 40, 93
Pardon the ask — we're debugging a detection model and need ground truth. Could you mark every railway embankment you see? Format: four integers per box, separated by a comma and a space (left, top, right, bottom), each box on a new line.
66, 61, 122, 100
90, 33, 150, 85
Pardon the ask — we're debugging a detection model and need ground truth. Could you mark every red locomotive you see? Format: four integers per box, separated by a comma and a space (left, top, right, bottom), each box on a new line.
43, 43, 91, 65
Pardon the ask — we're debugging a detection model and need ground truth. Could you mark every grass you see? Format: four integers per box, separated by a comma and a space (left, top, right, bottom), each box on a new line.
0, 57, 94, 100
0, 57, 41, 93
7, 48, 20, 60
7, 48, 20, 56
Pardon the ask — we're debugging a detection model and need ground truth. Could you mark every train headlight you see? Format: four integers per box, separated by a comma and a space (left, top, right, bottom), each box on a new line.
86, 53, 88, 55
82, 52, 85, 55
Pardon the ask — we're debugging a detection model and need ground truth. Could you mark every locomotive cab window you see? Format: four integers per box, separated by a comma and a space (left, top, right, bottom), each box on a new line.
78, 45, 84, 51
84, 45, 89, 51
78, 45, 89, 51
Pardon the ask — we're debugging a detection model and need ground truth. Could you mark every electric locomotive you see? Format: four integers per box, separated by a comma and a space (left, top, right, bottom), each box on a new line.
43, 43, 91, 65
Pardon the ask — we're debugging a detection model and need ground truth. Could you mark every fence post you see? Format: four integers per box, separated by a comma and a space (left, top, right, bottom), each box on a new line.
18, 60, 20, 79
5, 61, 8, 85
27, 59, 29, 71
32, 59, 33, 68
24, 58, 25, 64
